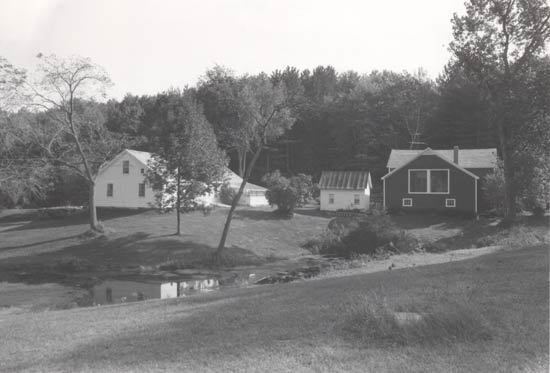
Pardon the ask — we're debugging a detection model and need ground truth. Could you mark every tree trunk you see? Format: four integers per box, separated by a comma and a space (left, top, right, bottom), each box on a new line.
216, 145, 263, 261
176, 173, 181, 235
88, 181, 100, 231
498, 122, 516, 220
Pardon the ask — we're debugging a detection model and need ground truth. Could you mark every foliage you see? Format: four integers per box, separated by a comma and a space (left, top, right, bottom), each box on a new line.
304, 215, 418, 257
144, 89, 227, 234
449, 0, 550, 218
262, 170, 314, 215
482, 160, 506, 215
218, 183, 239, 205
199, 69, 297, 255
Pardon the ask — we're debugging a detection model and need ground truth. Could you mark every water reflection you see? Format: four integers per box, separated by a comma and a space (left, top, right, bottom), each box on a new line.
92, 278, 219, 305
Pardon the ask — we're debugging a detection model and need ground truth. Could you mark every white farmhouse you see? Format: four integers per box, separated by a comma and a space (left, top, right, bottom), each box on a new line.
318, 170, 372, 211
94, 149, 157, 208
94, 149, 269, 208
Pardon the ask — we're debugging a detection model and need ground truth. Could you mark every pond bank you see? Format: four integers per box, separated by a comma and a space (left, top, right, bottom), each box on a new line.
0, 245, 502, 312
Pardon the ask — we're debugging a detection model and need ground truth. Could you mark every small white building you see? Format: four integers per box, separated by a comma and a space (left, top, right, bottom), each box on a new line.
223, 169, 269, 207
94, 149, 268, 208
319, 170, 372, 211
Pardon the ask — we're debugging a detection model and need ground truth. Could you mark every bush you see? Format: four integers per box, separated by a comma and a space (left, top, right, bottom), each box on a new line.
304, 215, 419, 257
219, 183, 239, 205
262, 170, 315, 215
339, 293, 492, 346
265, 186, 298, 216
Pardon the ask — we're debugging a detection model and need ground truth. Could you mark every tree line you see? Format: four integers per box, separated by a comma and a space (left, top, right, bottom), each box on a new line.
1, 0, 549, 233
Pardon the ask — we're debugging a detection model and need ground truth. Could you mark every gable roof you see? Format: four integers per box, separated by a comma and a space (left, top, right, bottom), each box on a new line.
223, 169, 267, 192
381, 148, 479, 180
319, 171, 372, 190
126, 149, 153, 166
387, 148, 497, 169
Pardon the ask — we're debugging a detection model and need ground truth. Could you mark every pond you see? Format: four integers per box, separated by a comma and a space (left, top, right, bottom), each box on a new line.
91, 278, 220, 305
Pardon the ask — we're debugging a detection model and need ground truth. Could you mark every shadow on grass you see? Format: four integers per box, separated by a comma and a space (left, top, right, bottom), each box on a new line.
0, 231, 266, 273
0, 234, 83, 251
233, 209, 284, 221
0, 208, 154, 232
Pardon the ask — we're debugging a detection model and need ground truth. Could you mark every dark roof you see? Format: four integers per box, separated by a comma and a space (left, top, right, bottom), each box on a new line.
319, 171, 371, 190
387, 148, 497, 169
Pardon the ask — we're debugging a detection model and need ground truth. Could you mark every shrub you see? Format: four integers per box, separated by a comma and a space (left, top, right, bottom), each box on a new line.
262, 170, 315, 215
304, 215, 419, 257
339, 293, 492, 346
265, 186, 298, 216
219, 183, 239, 205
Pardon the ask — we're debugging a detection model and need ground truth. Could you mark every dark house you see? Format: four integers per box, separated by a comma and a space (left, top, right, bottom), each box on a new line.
381, 147, 497, 215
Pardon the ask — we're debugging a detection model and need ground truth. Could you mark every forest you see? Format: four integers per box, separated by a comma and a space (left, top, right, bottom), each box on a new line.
1, 0, 549, 221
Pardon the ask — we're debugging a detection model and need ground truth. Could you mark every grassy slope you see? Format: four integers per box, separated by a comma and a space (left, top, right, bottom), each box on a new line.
0, 207, 331, 267
1, 245, 547, 372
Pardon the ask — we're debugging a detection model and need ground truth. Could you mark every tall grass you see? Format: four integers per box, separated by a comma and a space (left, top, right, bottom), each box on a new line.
338, 292, 492, 347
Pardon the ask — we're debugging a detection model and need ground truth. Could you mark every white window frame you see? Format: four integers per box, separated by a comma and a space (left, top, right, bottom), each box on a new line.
402, 198, 413, 207
445, 198, 456, 208
408, 169, 449, 194
106, 183, 114, 197
353, 194, 360, 205
122, 160, 130, 175
328, 194, 335, 204
140, 168, 145, 174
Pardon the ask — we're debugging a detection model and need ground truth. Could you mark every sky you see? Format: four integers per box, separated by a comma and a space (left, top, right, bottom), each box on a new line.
1, 0, 466, 99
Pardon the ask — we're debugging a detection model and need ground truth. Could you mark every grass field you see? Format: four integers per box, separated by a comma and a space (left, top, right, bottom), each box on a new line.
1, 244, 547, 372
0, 206, 331, 268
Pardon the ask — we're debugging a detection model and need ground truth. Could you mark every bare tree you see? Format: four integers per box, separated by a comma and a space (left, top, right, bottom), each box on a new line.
25, 54, 119, 231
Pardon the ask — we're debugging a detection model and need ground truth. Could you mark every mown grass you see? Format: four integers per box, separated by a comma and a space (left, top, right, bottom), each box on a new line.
0, 245, 547, 372
0, 206, 331, 271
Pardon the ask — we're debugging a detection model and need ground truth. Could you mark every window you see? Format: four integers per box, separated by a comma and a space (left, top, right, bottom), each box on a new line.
329, 194, 335, 204
140, 168, 145, 174
402, 198, 412, 207
408, 169, 449, 194
107, 183, 113, 197
138, 183, 145, 197
445, 198, 456, 208
354, 194, 360, 205
123, 160, 130, 174
430, 170, 449, 193
409, 170, 428, 193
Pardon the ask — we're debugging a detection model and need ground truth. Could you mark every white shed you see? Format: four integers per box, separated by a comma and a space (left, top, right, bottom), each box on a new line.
319, 170, 372, 211
223, 169, 269, 207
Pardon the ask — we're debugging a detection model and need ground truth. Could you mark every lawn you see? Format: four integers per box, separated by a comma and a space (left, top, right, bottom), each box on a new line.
0, 206, 331, 268
0, 244, 547, 372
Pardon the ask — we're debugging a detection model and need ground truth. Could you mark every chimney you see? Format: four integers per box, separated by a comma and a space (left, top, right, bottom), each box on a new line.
453, 146, 459, 164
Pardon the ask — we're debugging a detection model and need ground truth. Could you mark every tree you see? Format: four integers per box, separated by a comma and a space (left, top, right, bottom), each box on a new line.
197, 67, 250, 177
25, 54, 122, 231
450, 0, 550, 219
145, 90, 227, 235
210, 72, 296, 259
